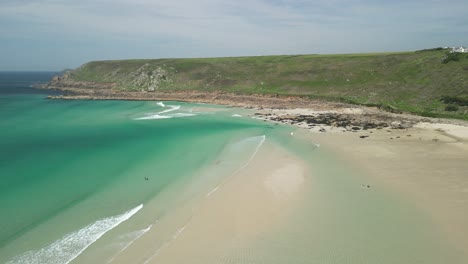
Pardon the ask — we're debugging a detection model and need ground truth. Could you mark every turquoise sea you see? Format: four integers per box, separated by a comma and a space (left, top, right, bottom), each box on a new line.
0, 72, 462, 263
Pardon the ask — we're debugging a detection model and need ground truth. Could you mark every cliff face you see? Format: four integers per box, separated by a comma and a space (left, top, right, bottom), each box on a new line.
46, 50, 468, 119
49, 72, 117, 90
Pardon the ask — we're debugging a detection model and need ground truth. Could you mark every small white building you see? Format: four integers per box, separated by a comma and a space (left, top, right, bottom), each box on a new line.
451, 46, 468, 53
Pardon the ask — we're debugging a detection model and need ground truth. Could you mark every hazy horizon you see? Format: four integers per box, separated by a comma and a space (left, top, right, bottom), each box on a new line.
1, 0, 467, 71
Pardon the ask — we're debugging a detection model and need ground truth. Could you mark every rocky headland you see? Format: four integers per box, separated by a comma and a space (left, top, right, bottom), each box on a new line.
42, 76, 467, 136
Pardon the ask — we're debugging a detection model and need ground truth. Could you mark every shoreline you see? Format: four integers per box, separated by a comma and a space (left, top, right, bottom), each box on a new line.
42, 86, 468, 261
288, 116, 468, 258
253, 107, 468, 138
43, 86, 468, 129
71, 139, 312, 264
43, 86, 319, 108
140, 141, 310, 264
258, 105, 468, 257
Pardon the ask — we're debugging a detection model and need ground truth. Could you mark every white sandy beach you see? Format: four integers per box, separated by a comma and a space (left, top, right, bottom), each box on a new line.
101, 141, 310, 264
296, 117, 468, 258
71, 106, 468, 264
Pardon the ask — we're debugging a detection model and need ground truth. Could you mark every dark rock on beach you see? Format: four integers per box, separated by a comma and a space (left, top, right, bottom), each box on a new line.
261, 112, 417, 132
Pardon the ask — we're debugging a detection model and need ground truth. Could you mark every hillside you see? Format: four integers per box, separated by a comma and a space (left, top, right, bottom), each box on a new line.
50, 49, 468, 119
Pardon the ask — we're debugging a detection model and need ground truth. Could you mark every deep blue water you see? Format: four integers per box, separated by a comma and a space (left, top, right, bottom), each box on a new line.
0, 72, 59, 95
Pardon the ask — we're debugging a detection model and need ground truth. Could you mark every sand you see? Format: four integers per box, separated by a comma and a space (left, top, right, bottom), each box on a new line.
104, 117, 468, 263
73, 105, 468, 263
415, 122, 468, 141
107, 141, 310, 264
301, 123, 468, 258
252, 106, 468, 258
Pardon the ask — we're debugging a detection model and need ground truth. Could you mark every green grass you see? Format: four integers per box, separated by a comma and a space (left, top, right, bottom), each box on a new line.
69, 50, 468, 120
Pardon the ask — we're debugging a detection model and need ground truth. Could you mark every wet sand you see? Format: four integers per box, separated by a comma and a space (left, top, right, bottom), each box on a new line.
103, 123, 468, 263
68, 105, 468, 263
108, 141, 310, 264
304, 124, 468, 258
100, 119, 468, 263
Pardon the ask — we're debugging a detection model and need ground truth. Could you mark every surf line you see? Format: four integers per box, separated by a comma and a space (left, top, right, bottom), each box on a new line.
107, 221, 156, 264
158, 105, 180, 115
7, 204, 143, 264
142, 220, 192, 264
142, 136, 266, 263
134, 104, 181, 120
207, 135, 266, 197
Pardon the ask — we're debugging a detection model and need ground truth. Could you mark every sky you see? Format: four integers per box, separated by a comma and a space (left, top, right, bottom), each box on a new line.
0, 0, 467, 71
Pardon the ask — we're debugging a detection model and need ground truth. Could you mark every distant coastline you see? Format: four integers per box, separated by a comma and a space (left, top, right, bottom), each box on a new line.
42, 71, 468, 262
4, 71, 468, 263
42, 84, 468, 133
39, 49, 468, 137
43, 49, 468, 121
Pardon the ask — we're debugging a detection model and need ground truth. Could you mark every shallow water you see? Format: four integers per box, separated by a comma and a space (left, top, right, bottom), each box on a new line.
0, 73, 275, 263
0, 72, 462, 263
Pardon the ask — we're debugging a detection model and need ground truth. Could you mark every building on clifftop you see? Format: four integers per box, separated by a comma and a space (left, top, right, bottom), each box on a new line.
450, 46, 468, 53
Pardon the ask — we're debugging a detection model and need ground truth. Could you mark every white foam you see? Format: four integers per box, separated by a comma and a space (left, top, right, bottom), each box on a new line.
207, 135, 266, 197
172, 224, 188, 239
135, 114, 172, 120
206, 186, 220, 197
232, 114, 242, 117
156, 102, 165, 107
228, 135, 265, 152
232, 135, 266, 176
169, 113, 196, 118
143, 242, 169, 264
135, 112, 197, 120
7, 204, 143, 264
158, 105, 180, 115
135, 105, 191, 120
143, 221, 190, 264
107, 223, 153, 263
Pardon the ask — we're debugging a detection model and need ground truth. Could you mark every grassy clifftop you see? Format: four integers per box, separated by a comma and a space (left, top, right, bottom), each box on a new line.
68, 49, 468, 119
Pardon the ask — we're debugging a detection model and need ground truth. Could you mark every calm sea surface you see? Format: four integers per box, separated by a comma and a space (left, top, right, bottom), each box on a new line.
0, 72, 461, 263
0, 72, 279, 263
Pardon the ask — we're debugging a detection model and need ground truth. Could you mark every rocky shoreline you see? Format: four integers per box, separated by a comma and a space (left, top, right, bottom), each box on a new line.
253, 109, 418, 133
41, 82, 468, 134
44, 86, 316, 108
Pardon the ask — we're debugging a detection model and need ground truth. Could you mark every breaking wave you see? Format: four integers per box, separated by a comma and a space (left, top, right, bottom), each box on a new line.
7, 204, 143, 264
135, 104, 196, 120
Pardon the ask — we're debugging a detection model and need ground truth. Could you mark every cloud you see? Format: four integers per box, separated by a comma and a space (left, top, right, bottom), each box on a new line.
0, 0, 467, 70
2, 0, 466, 41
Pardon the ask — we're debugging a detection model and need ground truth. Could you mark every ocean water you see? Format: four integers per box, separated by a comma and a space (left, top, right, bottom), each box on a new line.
0, 72, 462, 263
0, 72, 282, 263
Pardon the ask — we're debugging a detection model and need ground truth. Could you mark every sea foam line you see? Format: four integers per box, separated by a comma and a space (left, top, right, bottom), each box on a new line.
7, 204, 143, 264
142, 221, 191, 264
107, 222, 154, 264
143, 136, 266, 262
142, 242, 169, 264
135, 114, 171, 120
206, 186, 220, 197
172, 224, 188, 239
170, 113, 196, 118
207, 135, 266, 197
135, 105, 184, 120
158, 105, 180, 115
